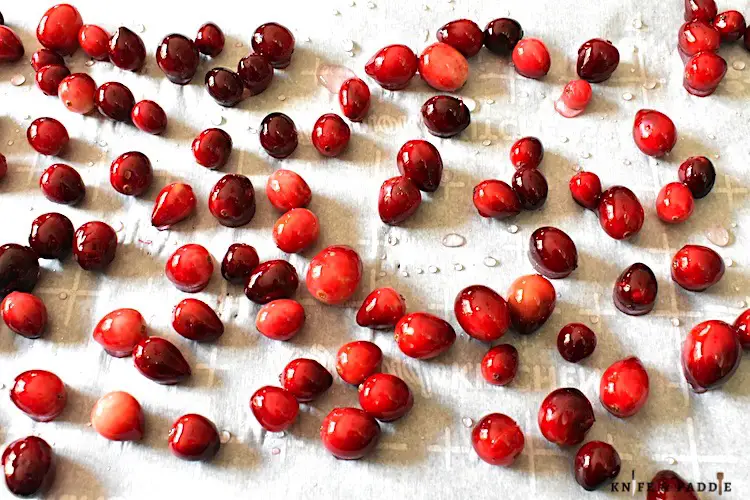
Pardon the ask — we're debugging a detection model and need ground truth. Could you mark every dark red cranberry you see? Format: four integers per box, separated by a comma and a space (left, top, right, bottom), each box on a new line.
133, 337, 191, 385
364, 44, 418, 90
320, 407, 380, 460
656, 182, 694, 223
528, 226, 578, 279
394, 312, 456, 359
538, 387, 595, 446
29, 212, 74, 259
93, 308, 147, 357
252, 23, 295, 69
358, 373, 413, 421
0, 153, 5, 181
108, 27, 146, 71
39, 163, 85, 205
250, 386, 299, 431
678, 156, 715, 198
237, 54, 273, 95
110, 151, 153, 196
378, 176, 421, 225
205, 68, 244, 107
259, 113, 298, 159
272, 208, 319, 253
678, 21, 721, 58
473, 179, 521, 218
280, 358, 333, 402
35, 64, 70, 96
312, 114, 350, 157
172, 298, 224, 342
633, 109, 677, 157
58, 73, 97, 114
421, 95, 470, 138
512, 38, 550, 79
336, 341, 382, 385
221, 243, 259, 284
30, 48, 64, 71
165, 244, 213, 293
577, 38, 620, 83
454, 285, 511, 342
0, 244, 40, 297
613, 263, 658, 316
192, 128, 232, 169
78, 24, 109, 60
506, 274, 556, 335
483, 18, 523, 56
734, 309, 750, 349
11, 369, 66, 421
685, 0, 718, 22
557, 323, 597, 363
397, 140, 443, 192
90, 391, 144, 441
511, 166, 548, 210
37, 3, 82, 55
356, 287, 406, 329
510, 136, 543, 169
648, 470, 699, 500
418, 42, 469, 91
208, 174, 256, 227
437, 19, 484, 57
0, 26, 23, 62
574, 441, 621, 490
266, 169, 311, 212
256, 299, 305, 341
597, 186, 645, 240
600, 356, 650, 418
682, 320, 740, 392
671, 244, 724, 292
1, 292, 47, 339
169, 414, 220, 461
2, 436, 55, 496
73, 221, 117, 271
244, 260, 299, 304
569, 171, 602, 210
131, 100, 168, 135
683, 51, 727, 97
151, 182, 196, 230
95, 82, 135, 121
713, 11, 746, 42
27, 117, 69, 156
481, 344, 519, 386
471, 413, 525, 466
195, 23, 224, 56
306, 246, 362, 305
338, 78, 370, 122
156, 34, 199, 84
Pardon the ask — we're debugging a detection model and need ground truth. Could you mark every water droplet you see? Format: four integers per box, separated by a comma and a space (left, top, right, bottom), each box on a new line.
380, 254, 387, 260
367, 1, 376, 8
401, 271, 409, 277
738, 300, 747, 308
666, 456, 677, 465
316, 63, 356, 94
623, 159, 632, 166
630, 68, 636, 73
6, 140, 13, 146
589, 315, 600, 324
481, 139, 492, 146
461, 417, 474, 428
483, 256, 498, 267
271, 447, 281, 455
234, 41, 243, 48
734, 286, 741, 292
453, 263, 464, 271
87, 161, 95, 167
416, 268, 424, 274
732, 60, 746, 71
428, 265, 439, 274
277, 95, 287, 102
98, 139, 108, 147
643, 80, 657, 90
461, 97, 477, 112
387, 235, 399, 246
508, 225, 519, 234
10, 74, 25, 86
84, 59, 95, 67
713, 153, 721, 160
706, 225, 730, 247
341, 40, 354, 53
670, 317, 681, 327
211, 113, 224, 126
135, 23, 146, 33
378, 271, 387, 278
572, 164, 582, 172
58, 292, 68, 300
633, 18, 643, 29
724, 257, 734, 267
220, 430, 232, 443
730, 221, 737, 228
708, 134, 716, 140
442, 233, 466, 247
580, 152, 591, 159
560, 136, 569, 143
486, 98, 495, 105
539, 91, 546, 99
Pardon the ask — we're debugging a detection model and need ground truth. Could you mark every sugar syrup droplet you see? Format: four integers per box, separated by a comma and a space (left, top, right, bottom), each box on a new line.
220, 430, 232, 443
10, 74, 25, 86
483, 257, 498, 267
441, 233, 466, 247
461, 417, 474, 428
706, 225, 730, 247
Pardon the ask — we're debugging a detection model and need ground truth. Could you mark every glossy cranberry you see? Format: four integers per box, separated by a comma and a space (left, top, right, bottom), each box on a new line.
273, 208, 319, 253
0, 26, 24, 62
713, 11, 746, 42
511, 167, 548, 210
244, 260, 299, 304
613, 263, 658, 316
569, 171, 602, 210
320, 407, 380, 460
27, 117, 69, 156
108, 27, 146, 71
256, 299, 305, 341
237, 54, 273, 95
364, 44, 418, 90
648, 470, 699, 500
10, 370, 66, 422
172, 298, 224, 342
574, 441, 621, 490
221, 244, 259, 284
252, 23, 295, 69
266, 169, 311, 212
29, 212, 73, 259
734, 309, 750, 349
208, 174, 256, 227
58, 73, 96, 114
95, 82, 135, 121
437, 19, 484, 57
35, 64, 70, 96
556, 79, 594, 117
528, 227, 578, 279
395, 312, 456, 359
259, 113, 298, 159
472, 179, 521, 219
192, 128, 232, 169
656, 182, 694, 224
378, 176, 422, 225
356, 287, 406, 329
396, 140, 442, 192
421, 95, 471, 138
600, 356, 649, 418
678, 156, 715, 199
684, 51, 727, 97
30, 48, 64, 71
205, 68, 244, 107
40, 164, 85, 205
0, 244, 40, 297
306, 245, 362, 305
682, 320, 740, 392
169, 414, 220, 461
37, 4, 82, 55
339, 78, 370, 122
633, 109, 677, 157
510, 137, 543, 170
671, 244, 724, 292
92, 308, 147, 357
512, 38, 550, 79
165, 244, 213, 293
678, 21, 721, 58
507, 274, 556, 335
597, 186, 645, 240
312, 114, 350, 157
151, 182, 196, 230
280, 358, 333, 402
336, 341, 382, 385
418, 42, 469, 91
195, 23, 224, 56
156, 34, 199, 84
78, 24, 109, 60
0, 153, 5, 181
557, 323, 597, 363
1, 292, 47, 339
73, 221, 117, 270
538, 388, 595, 446
131, 100, 168, 135
133, 337, 191, 385
576, 38, 620, 83
471, 413, 524, 466
481, 344, 519, 386
90, 391, 144, 441
250, 386, 299, 432
483, 18, 523, 56
685, 0, 718, 22
2, 436, 55, 496
359, 373, 413, 422
454, 285, 510, 342
110, 151, 152, 196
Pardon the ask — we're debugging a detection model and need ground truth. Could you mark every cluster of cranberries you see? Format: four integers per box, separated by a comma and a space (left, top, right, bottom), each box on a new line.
656, 155, 716, 224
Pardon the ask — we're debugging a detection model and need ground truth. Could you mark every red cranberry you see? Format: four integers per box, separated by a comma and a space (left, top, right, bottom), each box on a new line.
395, 312, 456, 359
245, 260, 299, 304
512, 38, 550, 79
356, 287, 406, 329
0, 153, 5, 181
613, 263, 658, 316
27, 117, 69, 156
600, 356, 649, 418
78, 24, 109, 60
678, 156, 715, 198
91, 391, 144, 441
473, 179, 521, 219
421, 95, 471, 138
110, 151, 152, 196
151, 182, 196, 230
108, 27, 146, 71
575, 441, 621, 490
259, 113, 298, 159
336, 341, 382, 385
597, 186, 645, 240
250, 386, 299, 431
320, 407, 380, 460
338, 77, 370, 122
133, 337, 191, 385
656, 182, 694, 223
648, 470, 699, 500
280, 358, 333, 402
418, 42, 469, 91
92, 308, 147, 357
11, 370, 66, 421
169, 414, 220, 461
577, 39, 620, 83
312, 114, 350, 157
713, 11, 746, 42
95, 81, 135, 121
678, 21, 721, 58
306, 245, 362, 305
237, 54, 273, 95
454, 285, 510, 342
528, 226, 578, 279
569, 171, 602, 210
481, 344, 519, 386
506, 274, 556, 335
1, 292, 47, 339
58, 73, 96, 114
29, 212, 74, 259
510, 137, 543, 170
37, 4, 82, 55
30, 48, 64, 71
40, 163, 85, 205
193, 128, 232, 169
538, 388, 595, 446
671, 244, 724, 291
252, 23, 295, 69
483, 18, 523, 56
73, 221, 117, 270
557, 323, 597, 363
221, 243, 259, 284
364, 44, 417, 90
633, 109, 677, 157
131, 100, 168, 135
684, 51, 727, 97
471, 413, 525, 466
35, 64, 70, 96
378, 176, 422, 225
682, 320, 740, 392
166, 244, 213, 293
0, 244, 40, 297
0, 26, 24, 62
437, 19, 484, 57
358, 373, 413, 422
195, 23, 224, 56
511, 166, 548, 210
266, 169, 311, 212
205, 68, 244, 107
685, 0, 718, 22
2, 436, 55, 496
733, 309, 750, 349
272, 208, 319, 253
556, 79, 593, 117
172, 298, 224, 342
208, 174, 256, 227
397, 140, 442, 192
156, 34, 199, 84
256, 299, 305, 341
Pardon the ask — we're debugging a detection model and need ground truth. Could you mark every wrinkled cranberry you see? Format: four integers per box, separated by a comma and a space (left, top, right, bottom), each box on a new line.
678, 21, 721, 58
0, 244, 40, 297
713, 11, 746, 42
205, 68, 244, 107
95, 81, 135, 121
600, 356, 649, 418
574, 441, 621, 490
2, 436, 55, 496
678, 156, 715, 198
169, 414, 220, 461
471, 413, 525, 466
364, 44, 418, 90
108, 27, 146, 71
156, 34, 199, 84
306, 245, 362, 305
338, 77, 370, 122
421, 95, 471, 137
685, 0, 718, 22
538, 387, 595, 446
671, 244, 724, 291
633, 109, 677, 157
1, 292, 47, 339
92, 308, 147, 357
359, 373, 413, 422
252, 23, 295, 69
195, 23, 225, 56
250, 386, 299, 431
613, 263, 658, 316
110, 151, 152, 196
684, 51, 726, 97
237, 54, 273, 95
58, 73, 97, 114
320, 407, 380, 460
280, 358, 333, 402
733, 309, 750, 349
131, 100, 168, 135
30, 48, 64, 71
35, 64, 70, 96
37, 4, 82, 55
473, 179, 521, 219
597, 186, 645, 240
682, 320, 740, 392
577, 39, 620, 83
336, 340, 382, 385
378, 176, 422, 225
418, 42, 469, 91
395, 312, 456, 359
483, 18, 523, 56
245, 260, 299, 304
648, 470, 699, 500
512, 38, 550, 79
557, 323, 597, 363
133, 337, 191, 385
397, 140, 442, 192
40, 163, 85, 205
507, 274, 556, 334
78, 24, 109, 60
437, 19, 484, 57
73, 221, 117, 271
266, 169, 311, 212
481, 344, 519, 386
312, 113, 351, 157
256, 299, 305, 341
29, 212, 74, 259
356, 287, 406, 329
454, 285, 511, 342
259, 112, 298, 159
208, 174, 256, 227
528, 226, 578, 279
510, 137, 543, 170
193, 128, 232, 169
151, 182, 196, 230
656, 182, 694, 223
90, 391, 144, 441
165, 244, 213, 293
172, 298, 224, 342
221, 243, 259, 284
511, 167, 548, 210
27, 117, 69, 156
273, 208, 319, 253
556, 79, 593, 117
569, 171, 602, 210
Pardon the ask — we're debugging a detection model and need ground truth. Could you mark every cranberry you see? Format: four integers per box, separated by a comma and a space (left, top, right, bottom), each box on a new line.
221, 244, 259, 284
395, 312, 456, 359
237, 54, 273, 95
35, 64, 70, 96
396, 140, 442, 192
0, 244, 40, 297
151, 182, 196, 230
1, 292, 47, 339
10, 369, 65, 421
685, 0, 718, 22
576, 38, 620, 83
155, 34, 199, 84
511, 167, 548, 210
512, 38, 550, 79
648, 470, 699, 500
684, 51, 727, 97
108, 27, 146, 71
29, 212, 74, 259
633, 109, 677, 157
312, 113, 350, 157
556, 79, 593, 117
656, 182, 695, 224
252, 23, 295, 69
682, 320, 740, 392
528, 227, 578, 279
569, 171, 602, 210
78, 24, 109, 60
37, 4, 82, 55
678, 21, 721, 58
356, 287, 406, 329
713, 11, 746, 42
557, 323, 597, 363
483, 18, 523, 56
169, 414, 220, 461
574, 441, 621, 490
208, 174, 256, 227
92, 308, 147, 357
597, 186, 645, 240
454, 285, 510, 342
364, 44, 417, 90
58, 73, 96, 114
418, 42, 469, 91
73, 221, 117, 270
30, 48, 64, 71
172, 298, 224, 342
193, 128, 232, 169
250, 386, 299, 431
481, 344, 519, 386
133, 337, 192, 385
506, 274, 556, 335
0, 153, 5, 181
421, 95, 471, 138
678, 156, 715, 198
90, 391, 144, 441
510, 137, 543, 170
734, 309, 750, 349
538, 388, 595, 446
280, 358, 333, 402
256, 299, 305, 341
131, 100, 168, 135
306, 245, 362, 305
437, 19, 484, 57
320, 407, 380, 460
338, 78, 370, 121
245, 260, 299, 303
195, 23, 224, 56
259, 113, 298, 159
0, 26, 24, 62
272, 208, 319, 253
166, 244, 213, 293
266, 169, 311, 212
110, 151, 152, 196
378, 176, 422, 225
95, 82, 135, 121
473, 179, 521, 219
746, 26, 750, 50
671, 244, 724, 292
40, 163, 85, 205
2, 436, 55, 496
471, 413, 525, 466
336, 341, 382, 385
205, 68, 244, 107
359, 373, 413, 422
27, 117, 69, 156
613, 263, 658, 316
600, 356, 649, 418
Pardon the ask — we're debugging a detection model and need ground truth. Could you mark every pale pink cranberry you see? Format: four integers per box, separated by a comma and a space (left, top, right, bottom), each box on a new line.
91, 391, 144, 441
251, 23, 295, 69
133, 337, 191, 385
555, 79, 592, 118
671, 244, 724, 292
713, 11, 746, 42
30, 48, 64, 71
506, 274, 556, 334
684, 51, 727, 97
311, 114, 350, 157
78, 25, 109, 60
511, 38, 550, 79
356, 287, 406, 329
473, 180, 521, 219
418, 42, 469, 91
92, 308, 147, 357
656, 182, 695, 223
58, 73, 97, 114
35, 64, 70, 96
682, 320, 740, 392
131, 100, 168, 135
454, 285, 511, 342
37, 4, 82, 55
472, 413, 525, 466
397, 140, 443, 192
538, 388, 595, 446
632, 109, 677, 157
336, 341, 382, 385
266, 169, 312, 212
338, 78, 370, 122
510, 137, 543, 169
378, 176, 422, 225
0, 26, 25, 63
394, 312, 456, 359
481, 345, 519, 386
151, 183, 196, 230
250, 386, 299, 431
12, 373, 67, 426
678, 20, 721, 58
577, 39, 620, 83
172, 298, 224, 342
358, 373, 413, 422
364, 44, 418, 90
685, 0, 718, 22
597, 186, 645, 240
306, 246, 362, 305
569, 171, 602, 210
256, 299, 305, 341
165, 244, 213, 293
600, 357, 650, 418
272, 208, 320, 253
108, 27, 146, 71
437, 19, 484, 57
195, 23, 225, 57
1, 292, 47, 339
